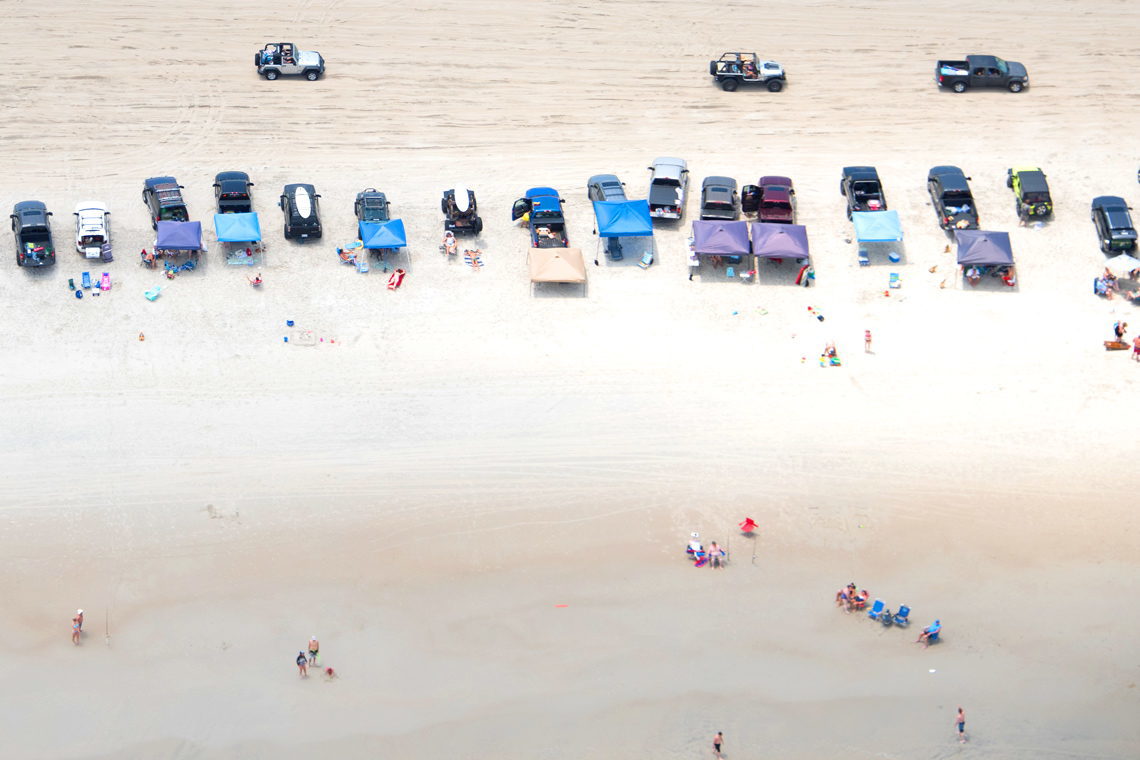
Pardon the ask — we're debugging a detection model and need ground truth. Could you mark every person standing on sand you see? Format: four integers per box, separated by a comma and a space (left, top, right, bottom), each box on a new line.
76, 609, 84, 632
308, 636, 319, 665
864, 329, 873, 353
713, 731, 723, 757
71, 617, 81, 645
955, 707, 967, 743
296, 651, 308, 678
1114, 321, 1127, 341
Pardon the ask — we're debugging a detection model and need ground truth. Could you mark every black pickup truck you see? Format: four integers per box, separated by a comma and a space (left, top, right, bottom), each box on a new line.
142, 176, 189, 229
936, 55, 1028, 93
928, 166, 979, 231
12, 201, 56, 267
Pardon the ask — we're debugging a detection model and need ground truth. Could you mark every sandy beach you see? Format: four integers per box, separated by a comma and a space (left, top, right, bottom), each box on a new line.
1, 1, 1139, 758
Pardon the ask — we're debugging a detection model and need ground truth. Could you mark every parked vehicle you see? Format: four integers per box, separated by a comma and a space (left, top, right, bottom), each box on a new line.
255, 42, 325, 81
935, 55, 1028, 93
1090, 196, 1137, 253
511, 187, 567, 248
214, 171, 254, 214
742, 176, 796, 223
587, 174, 628, 202
12, 201, 55, 267
1006, 167, 1052, 220
355, 188, 391, 224
840, 166, 887, 219
927, 166, 979, 230
709, 52, 786, 92
647, 158, 689, 220
699, 177, 739, 220
279, 183, 322, 240
74, 202, 110, 259
442, 187, 483, 235
142, 176, 188, 229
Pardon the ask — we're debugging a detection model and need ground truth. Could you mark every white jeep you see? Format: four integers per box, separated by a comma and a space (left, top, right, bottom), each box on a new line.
255, 42, 325, 81
73, 201, 110, 259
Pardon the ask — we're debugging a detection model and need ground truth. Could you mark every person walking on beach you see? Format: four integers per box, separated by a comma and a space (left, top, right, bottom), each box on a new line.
712, 731, 724, 758
296, 651, 308, 678
76, 609, 84, 632
955, 707, 967, 743
864, 329, 873, 353
307, 636, 319, 665
71, 616, 81, 645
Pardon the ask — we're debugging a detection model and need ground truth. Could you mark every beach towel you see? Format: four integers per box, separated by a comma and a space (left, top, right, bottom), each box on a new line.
387, 268, 406, 290
795, 264, 808, 285
464, 252, 484, 269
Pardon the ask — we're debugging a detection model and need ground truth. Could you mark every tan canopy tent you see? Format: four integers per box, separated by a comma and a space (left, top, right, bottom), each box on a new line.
529, 248, 587, 283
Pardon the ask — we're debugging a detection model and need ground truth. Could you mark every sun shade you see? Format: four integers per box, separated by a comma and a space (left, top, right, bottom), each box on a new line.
691, 220, 750, 256
852, 210, 902, 242
593, 200, 653, 237
955, 230, 1013, 265
213, 213, 262, 242
750, 222, 809, 259
359, 219, 407, 249
155, 220, 203, 250
529, 248, 587, 283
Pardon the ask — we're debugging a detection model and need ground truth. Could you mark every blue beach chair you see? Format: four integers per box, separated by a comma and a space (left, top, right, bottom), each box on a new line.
893, 605, 911, 627
867, 599, 886, 621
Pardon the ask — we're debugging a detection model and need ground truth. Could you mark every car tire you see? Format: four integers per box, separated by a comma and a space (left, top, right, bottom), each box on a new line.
767, 79, 783, 92
952, 81, 967, 93
474, 217, 484, 234
284, 225, 292, 240
1008, 81, 1023, 93
1006, 174, 1013, 189
721, 78, 738, 92
709, 61, 718, 77
264, 70, 279, 81
305, 70, 319, 81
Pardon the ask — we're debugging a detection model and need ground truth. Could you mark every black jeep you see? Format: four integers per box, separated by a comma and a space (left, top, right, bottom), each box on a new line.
279, 183, 322, 240
355, 189, 391, 224
442, 187, 483, 235
840, 166, 887, 219
1006, 168, 1052, 220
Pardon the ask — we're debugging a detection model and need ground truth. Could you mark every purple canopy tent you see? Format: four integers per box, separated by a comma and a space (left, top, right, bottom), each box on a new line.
691, 220, 750, 256
955, 230, 1013, 266
155, 220, 204, 253
750, 222, 809, 260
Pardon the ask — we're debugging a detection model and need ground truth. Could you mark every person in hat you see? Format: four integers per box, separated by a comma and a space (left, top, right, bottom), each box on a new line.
307, 636, 319, 665
75, 609, 84, 632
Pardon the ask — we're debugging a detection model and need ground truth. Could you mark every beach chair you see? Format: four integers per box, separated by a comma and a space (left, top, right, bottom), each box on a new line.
726, 266, 735, 278
867, 599, 886, 621
68, 278, 75, 290
144, 286, 163, 301
99, 273, 111, 291
889, 272, 901, 289
81, 272, 92, 289
355, 257, 369, 273
638, 250, 654, 269
858, 251, 870, 267
893, 605, 911, 627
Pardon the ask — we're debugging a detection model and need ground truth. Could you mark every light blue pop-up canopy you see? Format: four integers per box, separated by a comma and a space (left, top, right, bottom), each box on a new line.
852, 210, 902, 242
359, 219, 407, 249
213, 212, 262, 242
592, 200, 653, 237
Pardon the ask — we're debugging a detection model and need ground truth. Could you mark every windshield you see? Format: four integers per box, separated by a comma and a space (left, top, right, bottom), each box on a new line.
654, 178, 681, 188
160, 208, 188, 221
995, 58, 1009, 76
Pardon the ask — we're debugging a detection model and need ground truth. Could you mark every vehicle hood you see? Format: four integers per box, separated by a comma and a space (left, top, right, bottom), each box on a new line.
298, 51, 322, 67
1007, 61, 1027, 79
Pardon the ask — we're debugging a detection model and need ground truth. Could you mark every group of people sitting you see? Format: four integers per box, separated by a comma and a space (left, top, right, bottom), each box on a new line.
964, 264, 1016, 287
686, 533, 726, 568
836, 582, 870, 612
1095, 267, 1140, 300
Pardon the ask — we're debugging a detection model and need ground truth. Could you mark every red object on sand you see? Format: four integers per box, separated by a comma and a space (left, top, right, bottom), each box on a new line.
739, 517, 758, 533
387, 268, 406, 290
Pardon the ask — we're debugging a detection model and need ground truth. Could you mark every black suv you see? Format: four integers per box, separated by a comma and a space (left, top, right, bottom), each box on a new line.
214, 171, 254, 214
1090, 196, 1137, 253
840, 166, 887, 219
354, 189, 391, 224
279, 184, 322, 240
142, 176, 188, 229
927, 166, 978, 230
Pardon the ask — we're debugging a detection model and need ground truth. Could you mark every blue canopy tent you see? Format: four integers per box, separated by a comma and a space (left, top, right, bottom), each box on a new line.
213, 213, 262, 243
359, 219, 407, 250
593, 200, 653, 237
691, 220, 750, 256
155, 220, 203, 251
852, 210, 902, 242
750, 222, 809, 260
592, 200, 654, 265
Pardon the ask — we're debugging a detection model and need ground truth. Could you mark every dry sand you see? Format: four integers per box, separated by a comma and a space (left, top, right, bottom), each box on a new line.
1, 1, 1139, 758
